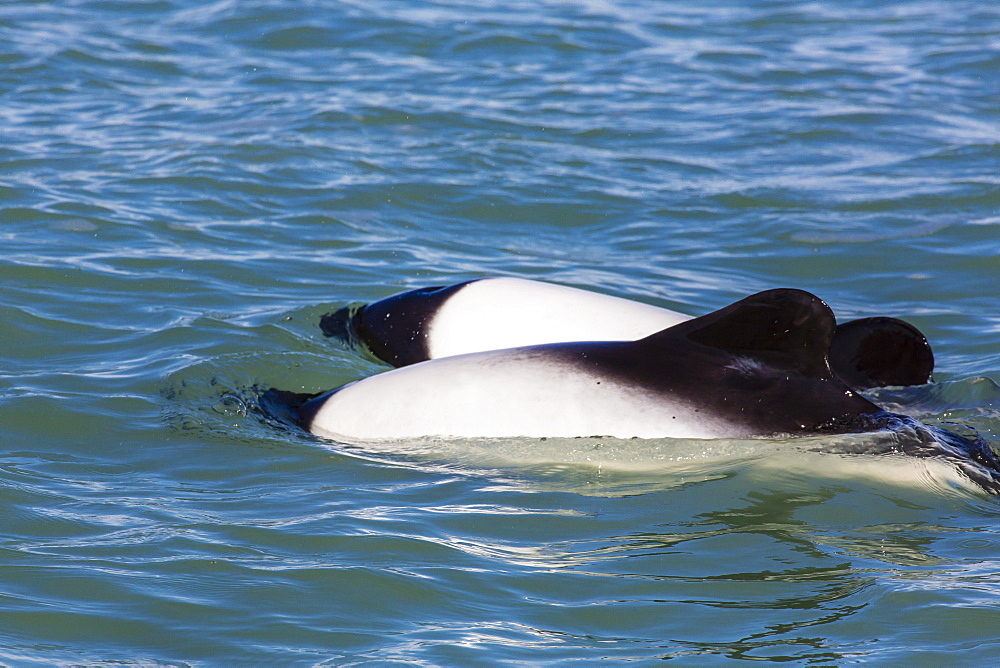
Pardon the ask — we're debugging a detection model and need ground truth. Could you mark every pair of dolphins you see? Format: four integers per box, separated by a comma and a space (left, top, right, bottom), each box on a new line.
270, 278, 1000, 491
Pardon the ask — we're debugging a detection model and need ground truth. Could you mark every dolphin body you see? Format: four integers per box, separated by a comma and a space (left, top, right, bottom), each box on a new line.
299, 289, 918, 441
266, 285, 999, 493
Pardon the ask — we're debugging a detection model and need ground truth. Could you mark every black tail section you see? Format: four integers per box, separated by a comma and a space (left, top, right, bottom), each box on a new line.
259, 388, 323, 430
319, 304, 359, 341
830, 317, 934, 391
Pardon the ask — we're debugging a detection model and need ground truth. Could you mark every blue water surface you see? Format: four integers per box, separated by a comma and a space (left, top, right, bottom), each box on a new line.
2, 0, 999, 664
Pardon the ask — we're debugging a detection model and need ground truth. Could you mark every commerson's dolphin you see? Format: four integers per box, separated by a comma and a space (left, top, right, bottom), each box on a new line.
322, 277, 934, 391
265, 286, 1000, 493
296, 289, 914, 441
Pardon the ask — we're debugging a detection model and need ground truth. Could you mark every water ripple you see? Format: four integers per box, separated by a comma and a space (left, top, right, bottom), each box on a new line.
2, 0, 999, 663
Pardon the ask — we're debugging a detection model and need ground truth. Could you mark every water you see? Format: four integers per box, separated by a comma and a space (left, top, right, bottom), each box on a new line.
2, 0, 998, 663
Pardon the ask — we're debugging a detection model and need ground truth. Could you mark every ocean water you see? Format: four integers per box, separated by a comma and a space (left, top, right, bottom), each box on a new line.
2, 0, 999, 664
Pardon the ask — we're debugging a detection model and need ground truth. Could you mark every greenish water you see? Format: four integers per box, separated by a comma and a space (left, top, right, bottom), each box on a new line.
2, 0, 998, 664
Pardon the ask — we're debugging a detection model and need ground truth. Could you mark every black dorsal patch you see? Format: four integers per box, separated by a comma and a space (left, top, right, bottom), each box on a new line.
259, 388, 325, 430
829, 316, 934, 390
571, 288, 883, 436
651, 288, 837, 376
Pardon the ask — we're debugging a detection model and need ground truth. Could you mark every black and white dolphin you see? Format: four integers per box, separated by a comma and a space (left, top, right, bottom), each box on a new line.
297, 289, 917, 441
322, 277, 934, 392
264, 287, 1000, 492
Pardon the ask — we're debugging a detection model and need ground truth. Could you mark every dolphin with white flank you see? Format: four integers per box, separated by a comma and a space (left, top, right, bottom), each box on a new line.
296, 289, 914, 441
262, 286, 1000, 492
321, 277, 935, 392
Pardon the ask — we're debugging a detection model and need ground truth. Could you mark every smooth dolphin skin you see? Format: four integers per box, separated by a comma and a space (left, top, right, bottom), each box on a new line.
321, 277, 934, 390
302, 289, 886, 441
828, 317, 934, 391
321, 277, 689, 367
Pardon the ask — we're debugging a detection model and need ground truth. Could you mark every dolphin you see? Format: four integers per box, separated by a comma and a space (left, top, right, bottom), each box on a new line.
298, 289, 903, 441
263, 287, 1000, 493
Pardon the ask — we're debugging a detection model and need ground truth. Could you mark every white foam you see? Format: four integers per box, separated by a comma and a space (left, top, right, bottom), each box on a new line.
313, 432, 988, 498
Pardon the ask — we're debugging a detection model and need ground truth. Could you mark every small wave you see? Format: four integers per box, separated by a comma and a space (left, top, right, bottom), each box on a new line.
865, 377, 1000, 418
790, 219, 952, 244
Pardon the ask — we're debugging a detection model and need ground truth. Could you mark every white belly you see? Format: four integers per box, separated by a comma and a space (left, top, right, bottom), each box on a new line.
426, 278, 689, 359
308, 349, 742, 442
